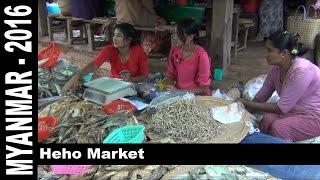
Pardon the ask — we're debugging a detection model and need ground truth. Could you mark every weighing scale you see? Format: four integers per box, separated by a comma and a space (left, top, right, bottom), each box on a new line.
82, 77, 137, 105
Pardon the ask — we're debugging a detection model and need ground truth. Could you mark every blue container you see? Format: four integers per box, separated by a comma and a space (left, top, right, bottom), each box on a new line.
46, 3, 61, 15
83, 73, 93, 83
214, 69, 224, 81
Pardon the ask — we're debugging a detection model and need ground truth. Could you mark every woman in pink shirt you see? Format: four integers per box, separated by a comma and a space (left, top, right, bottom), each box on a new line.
239, 31, 320, 142
167, 18, 212, 95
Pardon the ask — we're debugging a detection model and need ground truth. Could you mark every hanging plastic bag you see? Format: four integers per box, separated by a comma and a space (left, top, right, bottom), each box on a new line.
38, 42, 61, 68
243, 75, 280, 103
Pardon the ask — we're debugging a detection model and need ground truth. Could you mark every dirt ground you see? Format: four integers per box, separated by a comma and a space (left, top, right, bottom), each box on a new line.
211, 41, 271, 91
39, 33, 271, 92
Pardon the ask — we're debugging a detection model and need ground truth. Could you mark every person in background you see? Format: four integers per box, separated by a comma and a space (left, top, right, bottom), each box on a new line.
238, 31, 320, 142
61, 23, 148, 94
115, 0, 169, 55
70, 0, 105, 19
256, 0, 283, 41
166, 18, 212, 96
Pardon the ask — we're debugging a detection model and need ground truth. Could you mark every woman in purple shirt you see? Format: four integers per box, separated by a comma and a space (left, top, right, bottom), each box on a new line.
239, 31, 320, 142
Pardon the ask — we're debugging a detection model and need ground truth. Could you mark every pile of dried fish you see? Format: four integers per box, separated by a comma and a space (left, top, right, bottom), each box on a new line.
38, 67, 56, 98
39, 97, 137, 144
38, 59, 78, 99
147, 99, 226, 143
38, 165, 178, 180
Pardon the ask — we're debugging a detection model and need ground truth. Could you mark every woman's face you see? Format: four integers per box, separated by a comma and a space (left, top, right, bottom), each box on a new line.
265, 40, 285, 65
177, 30, 194, 45
113, 29, 130, 48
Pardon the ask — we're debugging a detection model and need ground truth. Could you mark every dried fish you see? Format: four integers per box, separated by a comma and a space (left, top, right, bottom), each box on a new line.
38, 59, 78, 99
147, 99, 226, 143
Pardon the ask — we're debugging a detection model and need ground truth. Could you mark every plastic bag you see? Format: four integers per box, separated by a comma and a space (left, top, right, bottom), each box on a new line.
243, 75, 280, 103
52, 59, 78, 84
148, 91, 195, 109
212, 89, 233, 101
38, 42, 61, 68
211, 102, 244, 124
135, 82, 157, 102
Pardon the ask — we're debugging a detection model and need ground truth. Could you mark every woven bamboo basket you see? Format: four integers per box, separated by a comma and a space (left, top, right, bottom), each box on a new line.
287, 5, 320, 49
195, 96, 249, 144
144, 96, 249, 144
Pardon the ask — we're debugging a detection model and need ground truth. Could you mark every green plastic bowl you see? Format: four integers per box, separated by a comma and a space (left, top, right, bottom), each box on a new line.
155, 4, 205, 24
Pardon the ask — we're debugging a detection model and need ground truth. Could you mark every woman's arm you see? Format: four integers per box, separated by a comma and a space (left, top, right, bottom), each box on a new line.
129, 75, 147, 83
240, 98, 282, 114
61, 62, 97, 95
61, 46, 111, 95
166, 47, 177, 89
189, 86, 207, 95
254, 68, 276, 103
195, 52, 211, 95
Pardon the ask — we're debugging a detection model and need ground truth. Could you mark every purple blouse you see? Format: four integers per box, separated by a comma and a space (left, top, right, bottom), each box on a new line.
255, 57, 320, 118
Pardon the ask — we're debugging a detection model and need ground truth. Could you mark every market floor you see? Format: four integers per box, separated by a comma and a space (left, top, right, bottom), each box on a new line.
211, 41, 271, 92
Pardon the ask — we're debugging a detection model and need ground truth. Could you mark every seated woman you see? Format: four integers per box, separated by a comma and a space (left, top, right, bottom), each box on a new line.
62, 23, 148, 94
166, 18, 212, 95
239, 31, 320, 142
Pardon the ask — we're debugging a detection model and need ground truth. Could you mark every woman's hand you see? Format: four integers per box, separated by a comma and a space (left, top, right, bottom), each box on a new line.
237, 98, 248, 106
120, 70, 131, 82
61, 74, 81, 95
237, 98, 256, 113
166, 85, 177, 91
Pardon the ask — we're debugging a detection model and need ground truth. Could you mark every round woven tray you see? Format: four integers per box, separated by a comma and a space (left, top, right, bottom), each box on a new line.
195, 96, 249, 144
144, 96, 249, 144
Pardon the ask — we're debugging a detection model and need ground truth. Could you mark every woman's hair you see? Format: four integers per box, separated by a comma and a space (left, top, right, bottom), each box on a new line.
114, 23, 141, 47
268, 30, 308, 57
176, 18, 200, 44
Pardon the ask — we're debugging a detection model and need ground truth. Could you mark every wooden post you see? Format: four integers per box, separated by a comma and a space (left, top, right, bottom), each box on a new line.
232, 8, 240, 58
47, 16, 53, 41
66, 19, 73, 45
38, 0, 48, 37
209, 0, 234, 72
86, 23, 94, 51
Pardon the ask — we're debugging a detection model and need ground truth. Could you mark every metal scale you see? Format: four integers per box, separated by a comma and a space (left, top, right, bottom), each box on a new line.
82, 77, 137, 105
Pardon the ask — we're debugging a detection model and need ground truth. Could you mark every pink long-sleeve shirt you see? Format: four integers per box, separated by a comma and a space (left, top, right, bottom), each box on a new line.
167, 45, 212, 95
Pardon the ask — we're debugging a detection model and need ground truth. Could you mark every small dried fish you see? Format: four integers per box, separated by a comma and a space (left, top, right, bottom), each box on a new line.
147, 99, 226, 143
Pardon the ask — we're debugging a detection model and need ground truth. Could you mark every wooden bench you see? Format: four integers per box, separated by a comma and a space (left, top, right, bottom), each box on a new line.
47, 14, 87, 45
236, 18, 255, 53
83, 18, 116, 51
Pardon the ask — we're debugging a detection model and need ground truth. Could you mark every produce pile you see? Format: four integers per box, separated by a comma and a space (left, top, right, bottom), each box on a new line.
147, 99, 226, 143
38, 60, 78, 99
39, 97, 137, 144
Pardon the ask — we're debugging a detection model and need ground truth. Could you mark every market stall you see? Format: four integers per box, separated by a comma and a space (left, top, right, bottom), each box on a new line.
37, 1, 320, 179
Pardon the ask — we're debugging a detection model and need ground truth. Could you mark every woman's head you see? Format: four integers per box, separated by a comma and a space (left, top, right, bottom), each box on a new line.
266, 31, 308, 65
176, 18, 200, 45
113, 23, 141, 48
